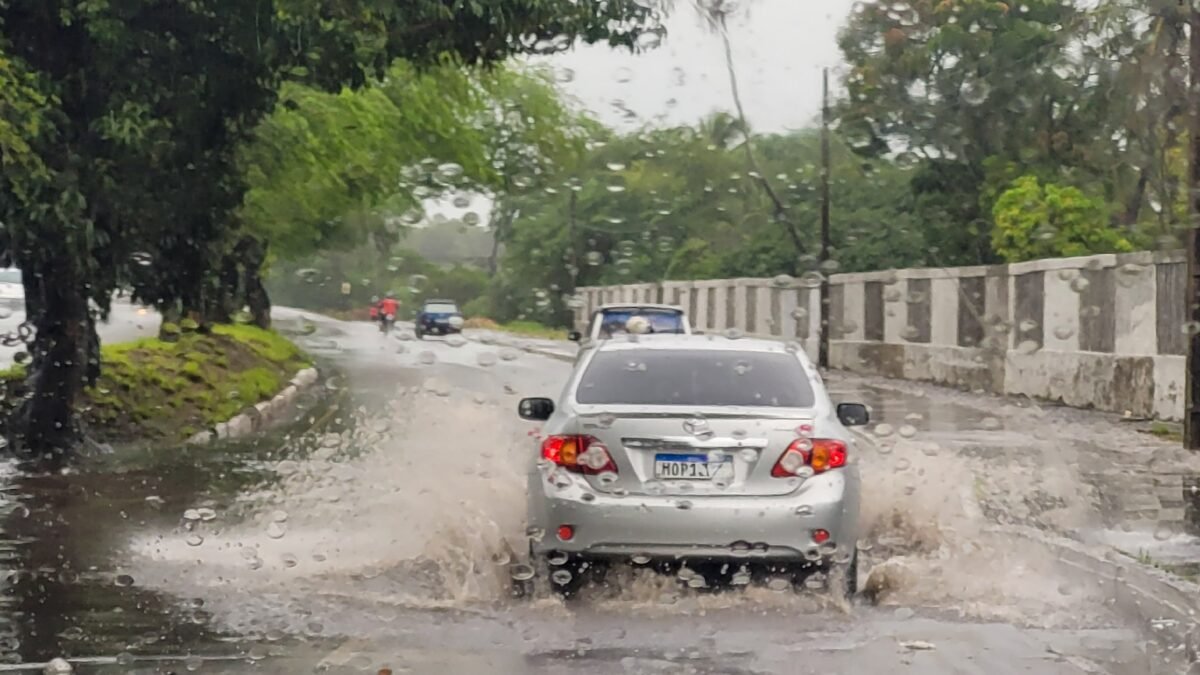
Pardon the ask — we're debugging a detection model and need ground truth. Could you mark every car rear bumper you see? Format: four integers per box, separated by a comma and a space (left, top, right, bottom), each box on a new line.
527, 468, 860, 562
420, 324, 462, 334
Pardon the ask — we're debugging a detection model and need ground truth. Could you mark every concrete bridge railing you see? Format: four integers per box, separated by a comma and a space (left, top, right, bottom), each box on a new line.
575, 249, 1186, 421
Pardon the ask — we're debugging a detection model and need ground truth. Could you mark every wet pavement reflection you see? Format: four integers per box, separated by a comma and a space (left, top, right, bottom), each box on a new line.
0, 313, 1186, 674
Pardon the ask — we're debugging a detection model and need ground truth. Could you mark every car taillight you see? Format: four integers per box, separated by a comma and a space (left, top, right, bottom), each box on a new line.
541, 435, 618, 475
771, 438, 846, 477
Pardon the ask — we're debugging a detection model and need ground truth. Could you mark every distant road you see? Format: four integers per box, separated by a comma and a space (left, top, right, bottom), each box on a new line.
0, 297, 159, 369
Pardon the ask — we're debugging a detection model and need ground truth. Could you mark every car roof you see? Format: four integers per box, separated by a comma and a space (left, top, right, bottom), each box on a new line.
591, 334, 796, 354
596, 303, 684, 312
422, 299, 457, 305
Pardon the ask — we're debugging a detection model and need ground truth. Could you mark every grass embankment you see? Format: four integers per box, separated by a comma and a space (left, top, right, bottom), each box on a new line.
463, 317, 567, 340
2, 324, 311, 444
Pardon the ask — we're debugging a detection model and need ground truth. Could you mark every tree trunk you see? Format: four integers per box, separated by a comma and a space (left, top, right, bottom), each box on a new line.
9, 255, 89, 459
208, 254, 240, 324
237, 236, 271, 329
1122, 169, 1149, 227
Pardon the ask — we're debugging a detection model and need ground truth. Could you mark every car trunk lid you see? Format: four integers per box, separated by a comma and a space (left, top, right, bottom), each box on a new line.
570, 406, 817, 496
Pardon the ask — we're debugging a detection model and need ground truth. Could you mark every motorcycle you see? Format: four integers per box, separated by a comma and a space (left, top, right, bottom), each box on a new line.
379, 313, 395, 334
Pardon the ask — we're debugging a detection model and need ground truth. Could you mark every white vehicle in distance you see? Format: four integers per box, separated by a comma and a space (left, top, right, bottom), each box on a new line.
0, 268, 23, 304
568, 303, 691, 342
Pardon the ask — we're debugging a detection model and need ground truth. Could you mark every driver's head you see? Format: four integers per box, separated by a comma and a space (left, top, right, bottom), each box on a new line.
626, 315, 652, 334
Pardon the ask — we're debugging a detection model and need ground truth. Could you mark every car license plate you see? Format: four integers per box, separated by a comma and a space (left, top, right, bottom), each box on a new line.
654, 453, 729, 480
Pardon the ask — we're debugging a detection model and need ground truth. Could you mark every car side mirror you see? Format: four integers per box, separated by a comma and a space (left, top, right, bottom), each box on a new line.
567, 331, 582, 342
518, 397, 555, 421
837, 402, 870, 427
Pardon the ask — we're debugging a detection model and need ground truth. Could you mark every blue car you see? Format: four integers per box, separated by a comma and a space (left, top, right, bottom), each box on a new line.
415, 299, 465, 339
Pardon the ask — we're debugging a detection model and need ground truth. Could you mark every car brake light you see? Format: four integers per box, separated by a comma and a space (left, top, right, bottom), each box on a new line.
771, 438, 846, 477
542, 435, 618, 475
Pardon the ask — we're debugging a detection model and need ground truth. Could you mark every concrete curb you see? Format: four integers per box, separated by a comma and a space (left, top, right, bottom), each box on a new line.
525, 346, 574, 363
185, 367, 320, 445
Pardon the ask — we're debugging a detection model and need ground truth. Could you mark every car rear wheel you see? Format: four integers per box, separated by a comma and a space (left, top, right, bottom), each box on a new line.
826, 549, 858, 599
523, 553, 606, 600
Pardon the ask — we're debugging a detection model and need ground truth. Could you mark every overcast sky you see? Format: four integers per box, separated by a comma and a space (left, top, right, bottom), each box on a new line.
538, 0, 860, 134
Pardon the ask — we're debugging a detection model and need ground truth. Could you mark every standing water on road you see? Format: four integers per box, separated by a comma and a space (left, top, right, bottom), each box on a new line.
0, 314, 1178, 674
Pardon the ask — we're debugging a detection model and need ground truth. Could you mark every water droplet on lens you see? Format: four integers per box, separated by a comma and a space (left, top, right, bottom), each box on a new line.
477, 352, 497, 367
186, 534, 204, 547
510, 563, 535, 581
898, 424, 917, 438
795, 505, 813, 516
631, 553, 651, 565
418, 351, 437, 365
116, 652, 136, 665
767, 577, 791, 592
266, 522, 287, 539
551, 569, 573, 586
115, 574, 135, 587
979, 417, 1002, 431
873, 423, 894, 438
739, 448, 757, 462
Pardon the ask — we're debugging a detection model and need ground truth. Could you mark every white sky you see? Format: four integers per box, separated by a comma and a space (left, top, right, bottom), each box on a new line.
539, 0, 860, 134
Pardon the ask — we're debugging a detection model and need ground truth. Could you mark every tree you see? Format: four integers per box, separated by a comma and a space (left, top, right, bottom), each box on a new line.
837, 0, 1097, 263
991, 175, 1134, 262
0, 0, 664, 458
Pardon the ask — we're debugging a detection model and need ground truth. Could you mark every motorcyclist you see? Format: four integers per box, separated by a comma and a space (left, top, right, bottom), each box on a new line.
378, 292, 400, 328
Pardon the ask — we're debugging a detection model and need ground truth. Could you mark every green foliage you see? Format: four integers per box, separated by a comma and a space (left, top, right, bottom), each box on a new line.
991, 176, 1133, 262
481, 116, 927, 325
837, 0, 1190, 261
0, 0, 663, 453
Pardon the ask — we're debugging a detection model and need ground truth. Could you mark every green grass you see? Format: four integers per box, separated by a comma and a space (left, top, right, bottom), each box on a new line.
498, 320, 568, 340
1144, 421, 1183, 443
0, 324, 311, 445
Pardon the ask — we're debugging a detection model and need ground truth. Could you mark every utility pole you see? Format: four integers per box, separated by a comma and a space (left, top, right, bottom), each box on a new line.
818, 67, 832, 370
1187, 3, 1200, 448
567, 191, 579, 288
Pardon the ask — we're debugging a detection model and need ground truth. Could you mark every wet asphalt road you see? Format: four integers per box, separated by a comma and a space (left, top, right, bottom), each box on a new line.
0, 310, 1182, 674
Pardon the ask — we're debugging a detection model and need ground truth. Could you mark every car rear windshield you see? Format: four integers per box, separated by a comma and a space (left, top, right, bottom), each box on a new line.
0, 269, 21, 284
423, 303, 458, 314
575, 349, 815, 407
596, 309, 684, 337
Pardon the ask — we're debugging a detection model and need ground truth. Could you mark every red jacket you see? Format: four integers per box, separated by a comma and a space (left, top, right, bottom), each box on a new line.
378, 298, 399, 317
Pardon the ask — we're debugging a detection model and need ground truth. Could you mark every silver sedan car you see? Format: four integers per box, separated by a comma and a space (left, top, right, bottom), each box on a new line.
518, 335, 869, 597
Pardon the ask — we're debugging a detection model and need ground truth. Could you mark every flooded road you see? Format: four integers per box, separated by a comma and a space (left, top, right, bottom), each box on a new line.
0, 312, 1182, 674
